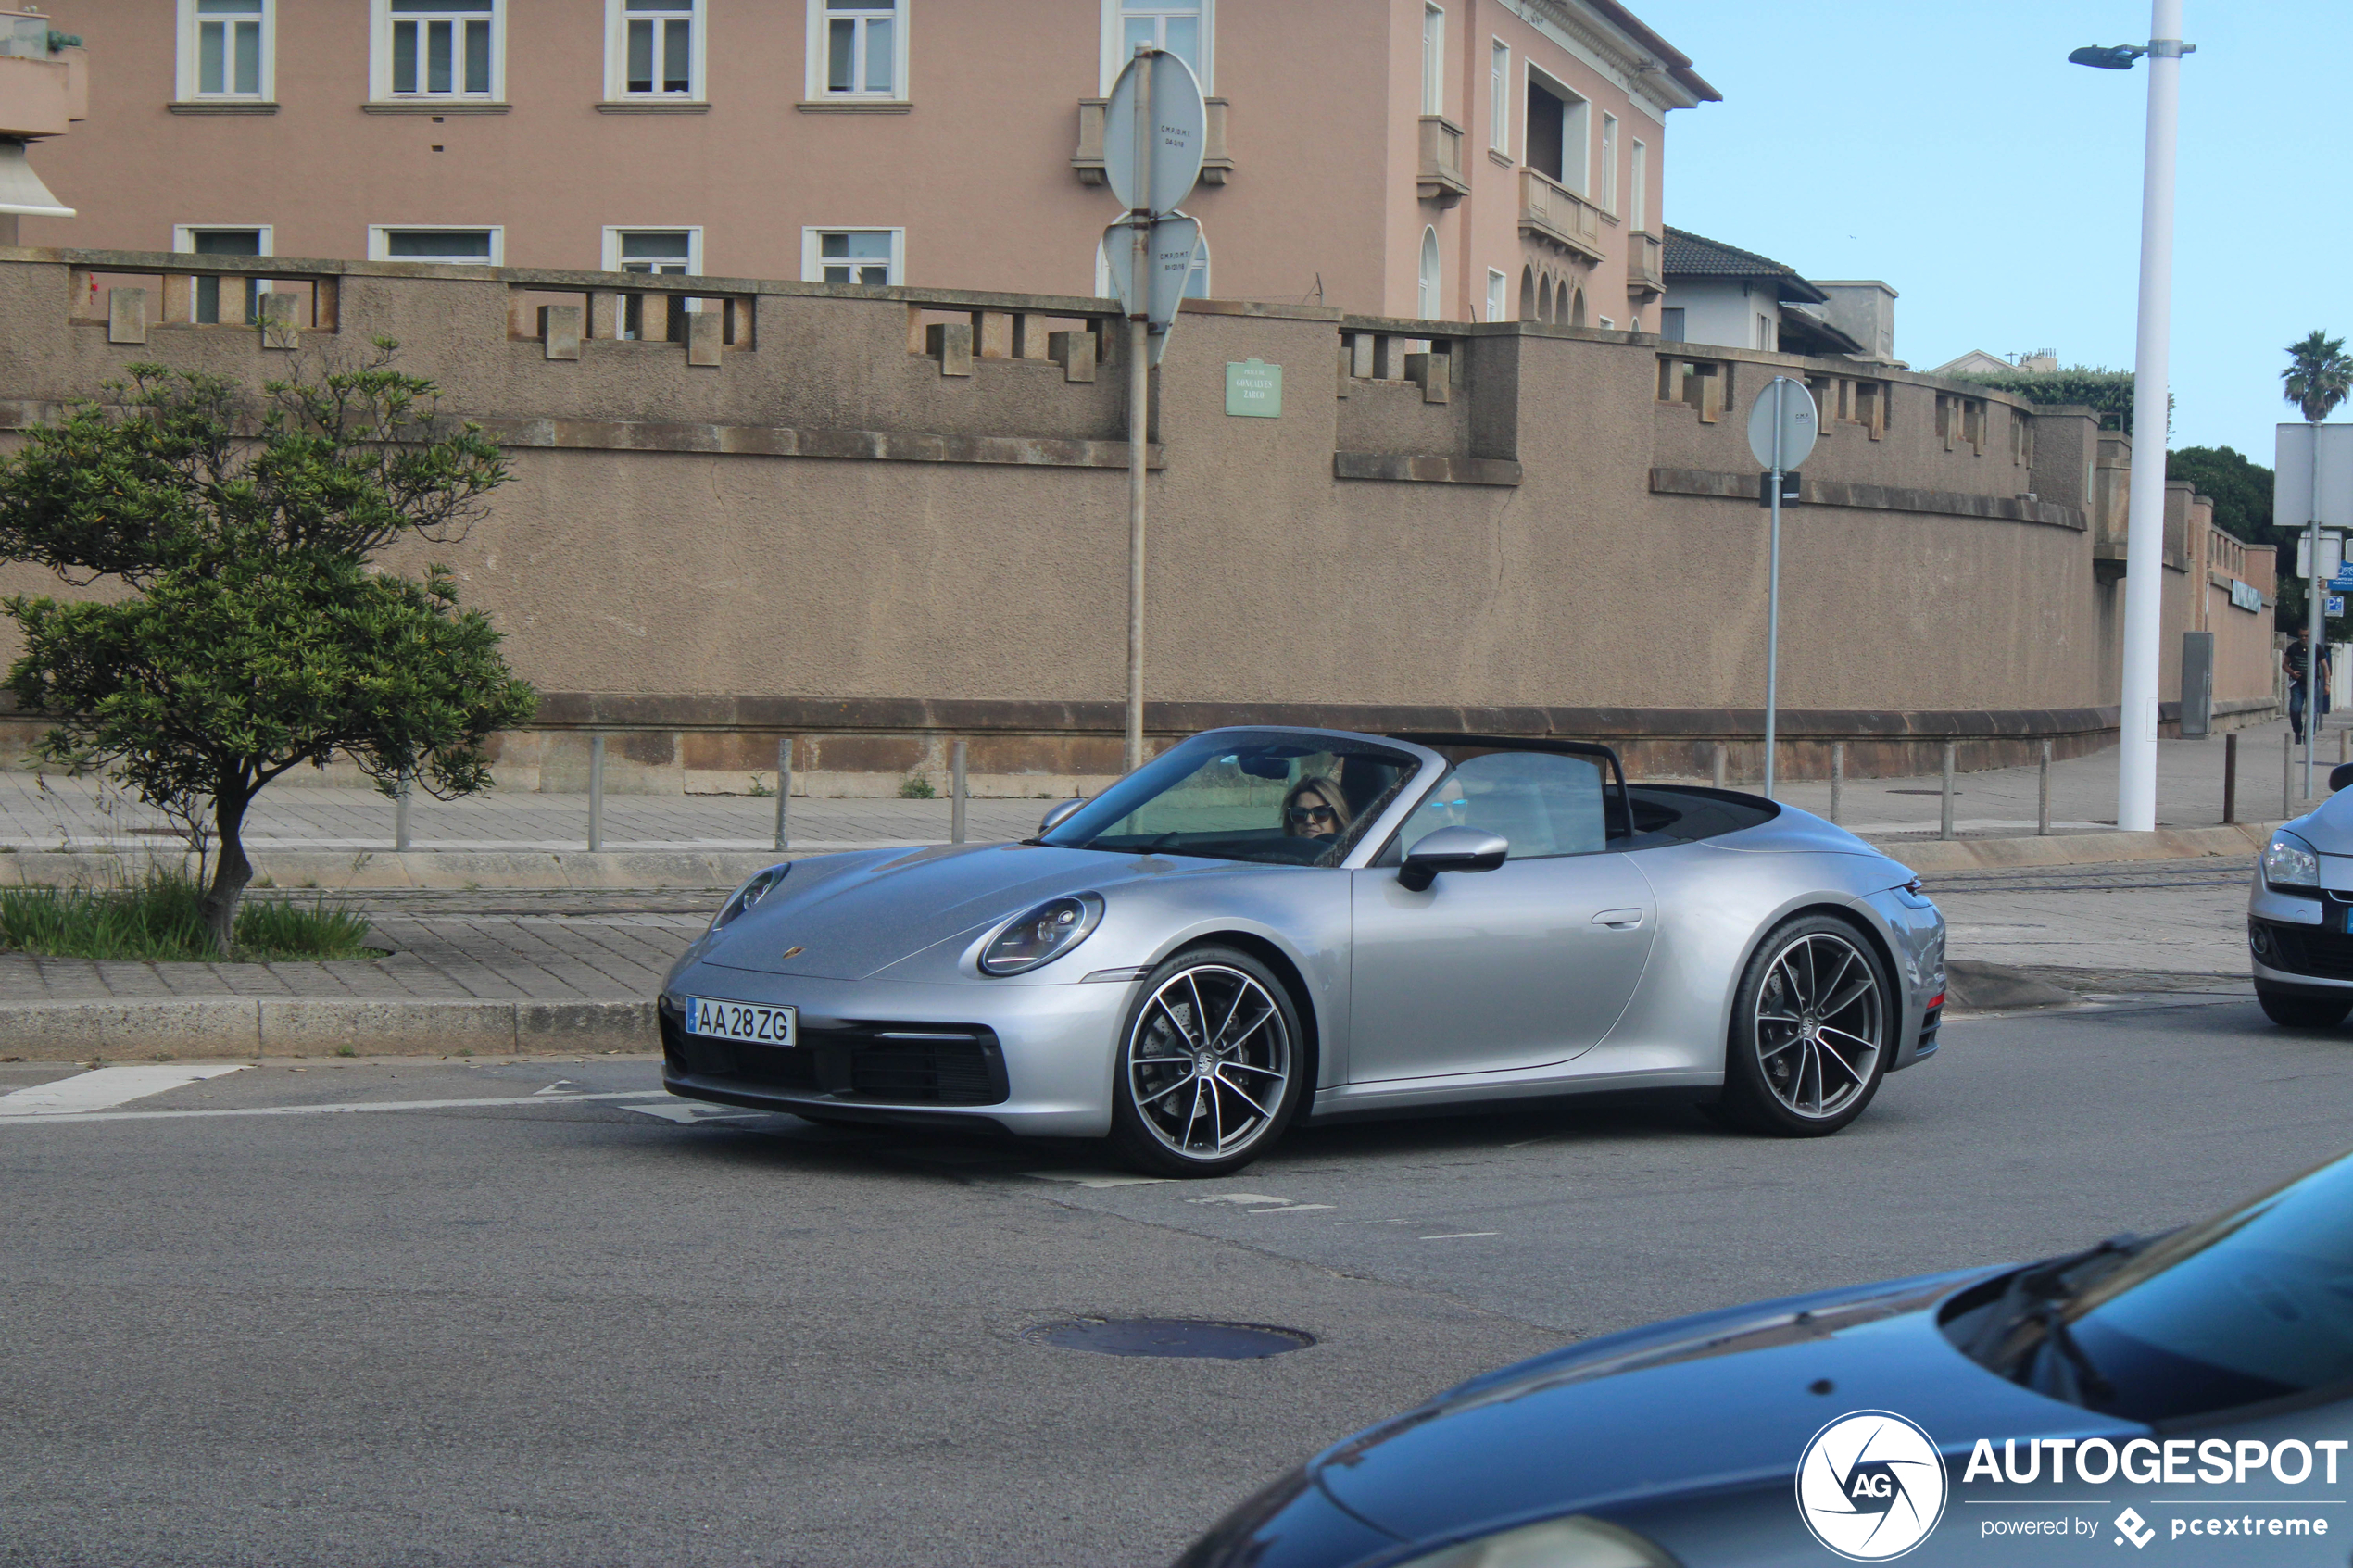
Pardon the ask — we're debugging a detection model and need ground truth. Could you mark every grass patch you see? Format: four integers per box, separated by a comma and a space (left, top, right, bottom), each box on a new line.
0, 869, 373, 961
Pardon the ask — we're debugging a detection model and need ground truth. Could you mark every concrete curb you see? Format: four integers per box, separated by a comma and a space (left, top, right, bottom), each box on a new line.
0, 997, 656, 1060
0, 847, 810, 892
1883, 822, 2275, 874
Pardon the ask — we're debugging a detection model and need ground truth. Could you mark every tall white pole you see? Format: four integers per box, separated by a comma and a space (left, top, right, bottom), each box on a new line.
1763, 377, 1785, 799
2115, 0, 2183, 834
1122, 47, 1154, 775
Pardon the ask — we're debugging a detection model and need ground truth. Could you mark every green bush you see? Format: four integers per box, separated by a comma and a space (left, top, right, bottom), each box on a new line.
0, 868, 373, 961
899, 773, 937, 799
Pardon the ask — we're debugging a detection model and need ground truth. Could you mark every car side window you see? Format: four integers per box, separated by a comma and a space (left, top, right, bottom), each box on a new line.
1398, 752, 1608, 860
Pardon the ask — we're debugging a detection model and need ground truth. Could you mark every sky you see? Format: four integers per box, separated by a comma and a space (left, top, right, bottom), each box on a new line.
1634, 0, 2352, 466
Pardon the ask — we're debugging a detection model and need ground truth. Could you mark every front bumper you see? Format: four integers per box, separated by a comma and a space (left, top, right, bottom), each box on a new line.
2247, 882, 2353, 991
658, 968, 1134, 1137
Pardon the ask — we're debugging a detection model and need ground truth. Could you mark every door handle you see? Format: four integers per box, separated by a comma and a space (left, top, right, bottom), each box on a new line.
1593, 909, 1643, 928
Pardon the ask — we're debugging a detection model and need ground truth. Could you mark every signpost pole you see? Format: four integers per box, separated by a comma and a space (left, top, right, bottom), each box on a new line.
1763, 377, 1786, 799
1123, 45, 1154, 776
2309, 433, 2322, 802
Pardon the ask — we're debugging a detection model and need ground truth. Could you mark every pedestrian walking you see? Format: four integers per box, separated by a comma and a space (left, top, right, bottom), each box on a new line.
2287, 628, 2334, 745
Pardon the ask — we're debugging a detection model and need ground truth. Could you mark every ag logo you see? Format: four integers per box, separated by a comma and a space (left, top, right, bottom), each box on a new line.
1795, 1411, 1949, 1561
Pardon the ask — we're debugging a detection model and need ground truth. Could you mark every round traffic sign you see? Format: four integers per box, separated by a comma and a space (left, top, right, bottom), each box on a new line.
1747, 375, 1819, 471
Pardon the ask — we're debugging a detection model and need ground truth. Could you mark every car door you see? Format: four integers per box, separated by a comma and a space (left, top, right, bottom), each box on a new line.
1346, 750, 1656, 1082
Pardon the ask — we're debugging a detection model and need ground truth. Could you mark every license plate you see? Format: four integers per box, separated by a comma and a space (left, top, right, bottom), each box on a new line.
685, 997, 798, 1047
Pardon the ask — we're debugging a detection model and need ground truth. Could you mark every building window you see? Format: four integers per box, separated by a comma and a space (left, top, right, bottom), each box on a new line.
1485, 268, 1505, 323
371, 226, 502, 265
1755, 312, 1775, 351
603, 227, 698, 275
804, 228, 901, 286
1417, 226, 1440, 320
182, 0, 271, 100
1104, 0, 1212, 93
810, 0, 906, 100
1488, 41, 1508, 150
1525, 69, 1587, 194
376, 0, 501, 99
1629, 139, 1647, 231
1601, 114, 1617, 212
609, 0, 701, 98
174, 225, 270, 324
1659, 307, 1685, 343
1420, 6, 1444, 116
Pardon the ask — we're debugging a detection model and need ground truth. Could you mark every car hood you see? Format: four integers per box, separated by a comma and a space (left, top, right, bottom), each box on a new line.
692, 842, 1167, 981
1300, 1268, 2140, 1546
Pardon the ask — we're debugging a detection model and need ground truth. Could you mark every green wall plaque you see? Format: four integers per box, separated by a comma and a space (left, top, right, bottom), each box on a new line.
1225, 359, 1282, 418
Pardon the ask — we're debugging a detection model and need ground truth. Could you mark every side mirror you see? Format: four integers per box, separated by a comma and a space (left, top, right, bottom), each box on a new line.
1398, 827, 1509, 892
2333, 764, 2353, 794
1039, 797, 1085, 834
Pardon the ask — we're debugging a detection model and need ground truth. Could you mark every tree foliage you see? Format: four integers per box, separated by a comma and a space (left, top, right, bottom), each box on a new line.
0, 345, 535, 952
1943, 365, 2167, 434
2168, 445, 2273, 546
2283, 330, 2353, 424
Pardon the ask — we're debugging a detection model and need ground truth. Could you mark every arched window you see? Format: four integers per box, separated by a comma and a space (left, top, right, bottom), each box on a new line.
1417, 226, 1440, 320
1568, 286, 1586, 328
1518, 265, 1536, 321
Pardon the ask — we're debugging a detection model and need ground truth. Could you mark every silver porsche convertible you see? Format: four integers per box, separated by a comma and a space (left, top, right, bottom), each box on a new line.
659, 728, 1947, 1176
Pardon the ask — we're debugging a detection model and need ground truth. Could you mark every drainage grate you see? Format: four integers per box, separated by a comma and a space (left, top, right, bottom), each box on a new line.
1025, 1317, 1315, 1360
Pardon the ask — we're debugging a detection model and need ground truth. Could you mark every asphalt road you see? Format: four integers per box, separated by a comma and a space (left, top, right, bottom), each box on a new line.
4, 988, 2349, 1567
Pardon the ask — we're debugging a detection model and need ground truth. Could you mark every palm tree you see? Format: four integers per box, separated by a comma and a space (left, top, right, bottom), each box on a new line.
2283, 330, 2353, 423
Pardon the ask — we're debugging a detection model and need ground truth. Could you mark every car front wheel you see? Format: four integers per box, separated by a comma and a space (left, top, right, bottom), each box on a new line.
1717, 914, 1894, 1137
1110, 947, 1304, 1178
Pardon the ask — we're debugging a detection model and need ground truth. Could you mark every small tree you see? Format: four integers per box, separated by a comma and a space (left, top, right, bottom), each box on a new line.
0, 346, 536, 954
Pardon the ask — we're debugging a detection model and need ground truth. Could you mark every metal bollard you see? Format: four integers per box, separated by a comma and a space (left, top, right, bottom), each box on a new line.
2285, 731, 2295, 821
1829, 742, 1844, 824
774, 736, 791, 852
1939, 741, 1957, 841
2223, 732, 2237, 824
395, 772, 412, 852
1711, 742, 1727, 789
2037, 739, 2052, 836
950, 739, 968, 845
587, 734, 605, 852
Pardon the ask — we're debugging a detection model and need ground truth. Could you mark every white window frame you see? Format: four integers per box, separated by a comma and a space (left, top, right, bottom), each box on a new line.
1484, 268, 1506, 323
1099, 0, 1214, 94
1416, 225, 1441, 320
805, 0, 911, 103
1629, 138, 1648, 232
368, 225, 505, 266
1487, 39, 1509, 151
369, 0, 506, 104
802, 226, 904, 287
1600, 113, 1618, 213
177, 0, 274, 102
601, 226, 702, 274
171, 224, 272, 325
1420, 5, 1444, 117
605, 0, 706, 101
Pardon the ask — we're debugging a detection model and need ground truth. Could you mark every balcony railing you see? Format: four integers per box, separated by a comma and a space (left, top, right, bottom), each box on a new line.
1073, 97, 1233, 187
1519, 169, 1604, 264
1416, 116, 1468, 206
1627, 231, 1663, 297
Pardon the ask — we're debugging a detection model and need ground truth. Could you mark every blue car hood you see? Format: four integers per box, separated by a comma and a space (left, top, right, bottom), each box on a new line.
1308, 1269, 2138, 1543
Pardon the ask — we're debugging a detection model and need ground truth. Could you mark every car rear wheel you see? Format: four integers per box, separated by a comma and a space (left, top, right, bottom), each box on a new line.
1110, 947, 1304, 1178
2258, 988, 2353, 1029
1717, 915, 1893, 1137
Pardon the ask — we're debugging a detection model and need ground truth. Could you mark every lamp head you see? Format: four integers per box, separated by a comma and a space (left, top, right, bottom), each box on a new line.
2068, 44, 2145, 69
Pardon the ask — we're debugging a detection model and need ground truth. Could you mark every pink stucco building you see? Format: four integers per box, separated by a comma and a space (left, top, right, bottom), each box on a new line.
17, 0, 1714, 324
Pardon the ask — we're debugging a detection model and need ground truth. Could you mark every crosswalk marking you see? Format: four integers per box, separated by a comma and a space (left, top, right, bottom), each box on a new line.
617, 1100, 760, 1123
0, 1088, 666, 1126
0, 1064, 249, 1117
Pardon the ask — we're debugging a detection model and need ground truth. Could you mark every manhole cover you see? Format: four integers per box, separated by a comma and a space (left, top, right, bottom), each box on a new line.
1025, 1317, 1315, 1360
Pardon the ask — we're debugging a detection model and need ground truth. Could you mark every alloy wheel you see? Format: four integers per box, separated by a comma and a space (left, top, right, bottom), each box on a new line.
1126, 963, 1292, 1160
1752, 931, 1884, 1120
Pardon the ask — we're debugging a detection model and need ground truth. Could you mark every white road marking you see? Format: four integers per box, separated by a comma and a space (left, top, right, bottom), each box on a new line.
617, 1100, 760, 1123
1023, 1171, 1174, 1188
0, 1064, 249, 1117
532, 1080, 576, 1095
1247, 1204, 1334, 1214
0, 1088, 670, 1126
1185, 1192, 1292, 1207
1420, 1231, 1501, 1240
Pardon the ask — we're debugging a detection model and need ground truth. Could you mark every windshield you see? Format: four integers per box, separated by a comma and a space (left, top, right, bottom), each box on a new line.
1946, 1150, 2353, 1422
1039, 733, 1421, 866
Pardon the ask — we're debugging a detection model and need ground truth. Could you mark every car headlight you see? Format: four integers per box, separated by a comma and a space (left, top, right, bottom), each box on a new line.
979, 893, 1103, 975
709, 862, 788, 934
1390, 1513, 1680, 1568
2263, 831, 2322, 893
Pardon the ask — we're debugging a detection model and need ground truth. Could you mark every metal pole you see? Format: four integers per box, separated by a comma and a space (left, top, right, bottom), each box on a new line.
1829, 741, 1843, 824
1122, 44, 1155, 776
2284, 729, 2295, 820
2307, 448, 2322, 801
1939, 740, 1957, 841
2114, 0, 2183, 834
774, 736, 790, 852
1711, 742, 1727, 789
2037, 739, 2053, 836
394, 772, 411, 852
587, 734, 605, 852
950, 739, 968, 845
2222, 730, 2237, 824
1763, 377, 1786, 800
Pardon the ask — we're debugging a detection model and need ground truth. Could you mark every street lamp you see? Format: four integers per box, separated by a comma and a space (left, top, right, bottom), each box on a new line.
2072, 4, 2193, 834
